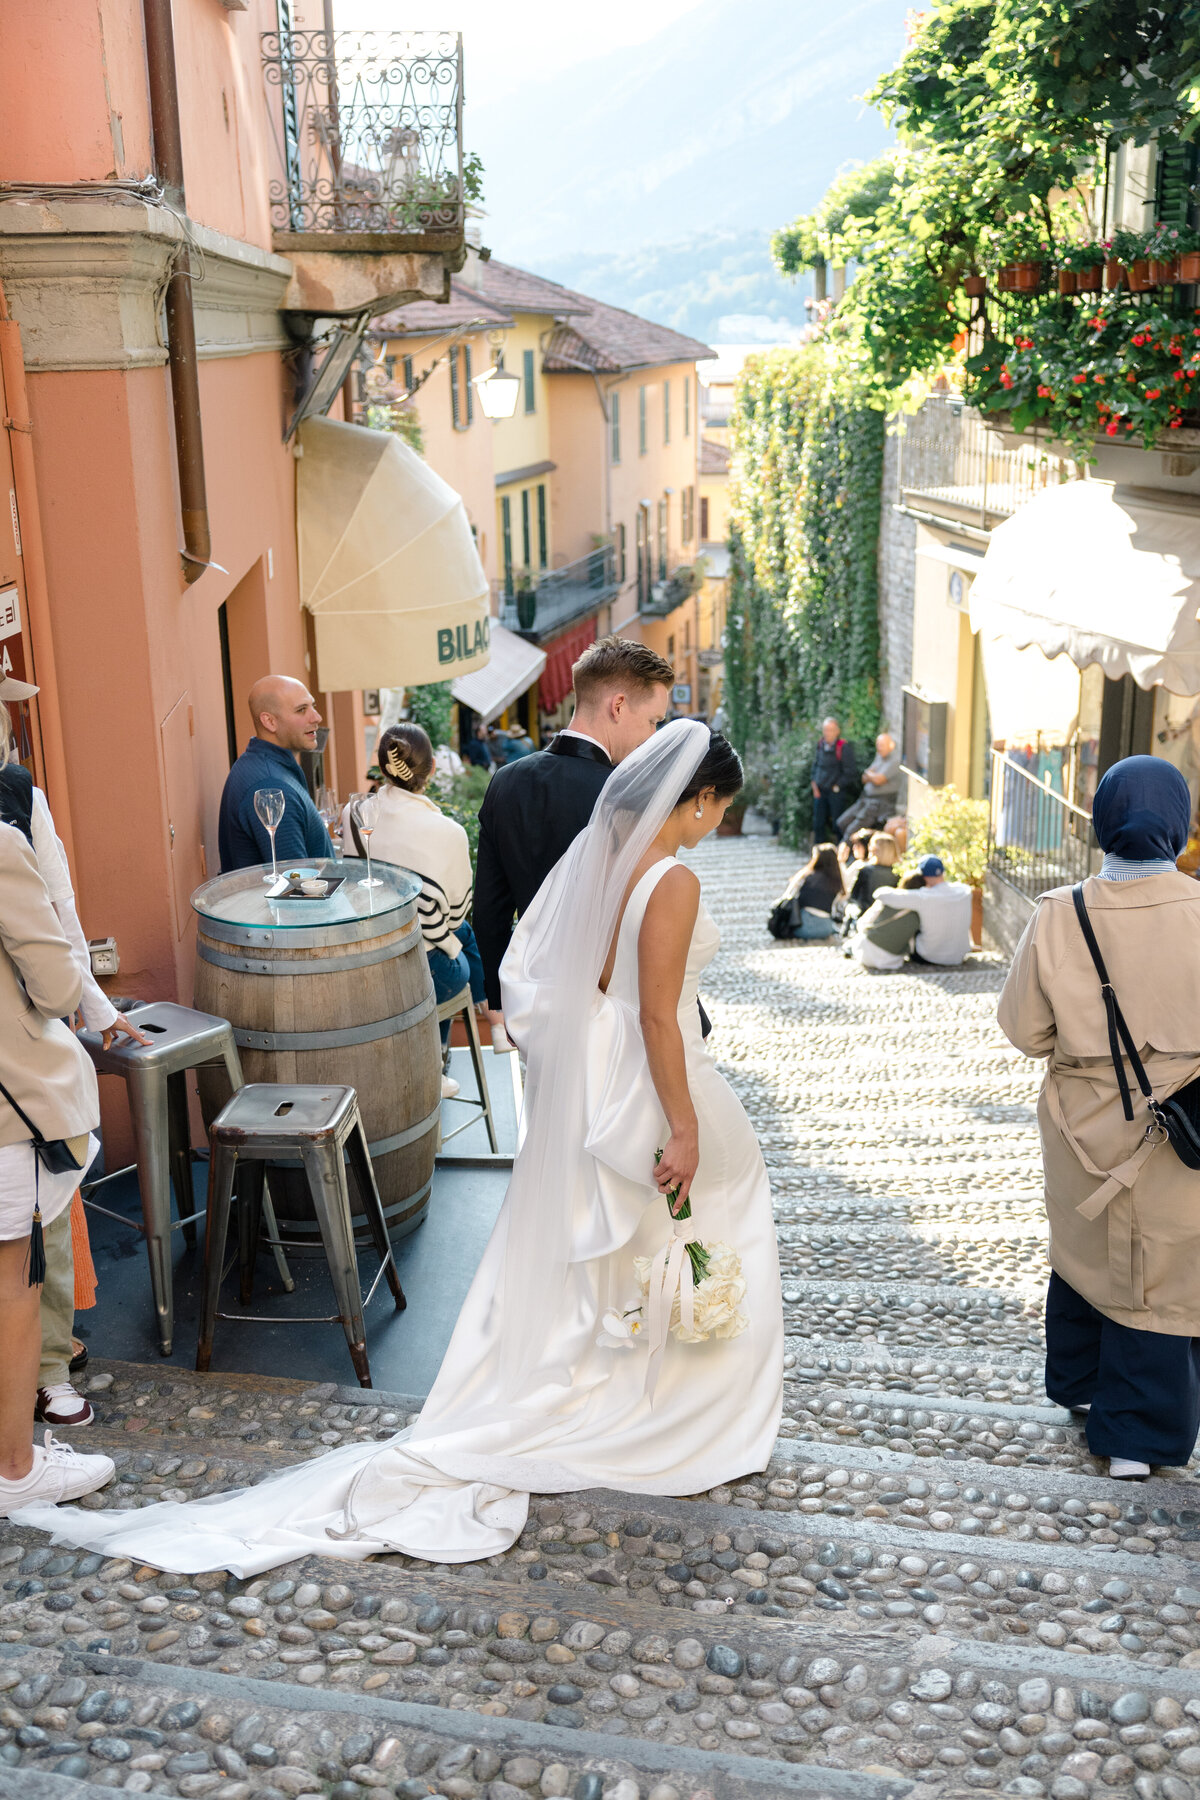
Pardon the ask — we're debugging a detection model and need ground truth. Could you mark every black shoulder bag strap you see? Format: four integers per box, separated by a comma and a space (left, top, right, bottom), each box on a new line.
1070, 882, 1155, 1124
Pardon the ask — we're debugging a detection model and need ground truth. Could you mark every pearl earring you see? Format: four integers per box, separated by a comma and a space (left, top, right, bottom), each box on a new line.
694, 804, 704, 819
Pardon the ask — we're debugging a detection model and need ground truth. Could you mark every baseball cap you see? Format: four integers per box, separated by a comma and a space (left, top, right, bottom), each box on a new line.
0, 674, 39, 702
917, 854, 945, 877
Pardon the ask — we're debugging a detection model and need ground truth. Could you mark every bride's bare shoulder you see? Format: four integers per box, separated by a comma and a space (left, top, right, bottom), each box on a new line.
643, 861, 700, 915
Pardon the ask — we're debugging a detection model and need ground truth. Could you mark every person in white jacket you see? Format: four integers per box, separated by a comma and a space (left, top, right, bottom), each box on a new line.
0, 687, 148, 1427
342, 723, 503, 1097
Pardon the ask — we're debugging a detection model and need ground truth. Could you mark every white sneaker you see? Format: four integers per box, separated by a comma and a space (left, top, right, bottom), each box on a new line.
1109, 1456, 1151, 1480
441, 1073, 460, 1099
0, 1431, 115, 1516
490, 1023, 514, 1054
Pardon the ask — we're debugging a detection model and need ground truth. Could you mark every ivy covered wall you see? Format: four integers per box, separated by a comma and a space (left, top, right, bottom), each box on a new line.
725, 347, 885, 847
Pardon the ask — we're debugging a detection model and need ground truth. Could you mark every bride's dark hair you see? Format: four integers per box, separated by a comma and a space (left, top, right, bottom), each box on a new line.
677, 730, 743, 805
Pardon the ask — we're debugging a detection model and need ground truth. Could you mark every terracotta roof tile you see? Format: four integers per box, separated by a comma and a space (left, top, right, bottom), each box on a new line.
371, 279, 513, 338
700, 436, 731, 474
481, 258, 714, 372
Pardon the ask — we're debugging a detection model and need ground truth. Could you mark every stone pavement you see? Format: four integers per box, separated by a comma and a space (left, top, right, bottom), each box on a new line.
1, 832, 1200, 1800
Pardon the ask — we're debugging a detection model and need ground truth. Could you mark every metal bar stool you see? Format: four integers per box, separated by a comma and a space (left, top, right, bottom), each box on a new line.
79, 1000, 292, 1356
197, 1083, 405, 1387
437, 986, 498, 1153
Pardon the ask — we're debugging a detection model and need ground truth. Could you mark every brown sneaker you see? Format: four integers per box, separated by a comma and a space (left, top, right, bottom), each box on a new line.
34, 1384, 94, 1428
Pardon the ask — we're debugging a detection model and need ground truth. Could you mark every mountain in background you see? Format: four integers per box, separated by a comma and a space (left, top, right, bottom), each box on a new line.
468, 0, 910, 344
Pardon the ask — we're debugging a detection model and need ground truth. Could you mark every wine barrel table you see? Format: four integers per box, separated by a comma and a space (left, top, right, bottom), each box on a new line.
191, 859, 441, 1246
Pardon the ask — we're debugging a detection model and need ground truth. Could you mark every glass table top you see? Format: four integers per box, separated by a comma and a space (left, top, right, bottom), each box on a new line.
192, 858, 421, 930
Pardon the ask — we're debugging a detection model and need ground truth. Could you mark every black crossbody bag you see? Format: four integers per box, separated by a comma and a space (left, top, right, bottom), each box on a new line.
1071, 882, 1200, 1170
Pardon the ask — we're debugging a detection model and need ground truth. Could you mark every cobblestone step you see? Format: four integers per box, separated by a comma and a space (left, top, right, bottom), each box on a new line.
775, 1282, 1044, 1357
776, 1228, 1049, 1292
0, 1644, 909, 1798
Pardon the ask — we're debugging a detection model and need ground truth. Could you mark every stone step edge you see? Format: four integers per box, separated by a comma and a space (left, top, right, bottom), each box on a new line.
776, 1223, 1048, 1243
127, 1551, 1200, 1706
777, 1279, 1041, 1308
760, 1434, 1200, 1511
816, 1388, 1069, 1427
784, 1334, 1046, 1379
79, 1357, 319, 1399
29, 1420, 1200, 1544
41, 1644, 913, 1800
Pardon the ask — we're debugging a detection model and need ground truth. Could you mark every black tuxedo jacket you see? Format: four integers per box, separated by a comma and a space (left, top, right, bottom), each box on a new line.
473, 735, 612, 1007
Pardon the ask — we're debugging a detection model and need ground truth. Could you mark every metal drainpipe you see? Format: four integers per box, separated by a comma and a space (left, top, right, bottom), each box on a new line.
143, 0, 211, 584
0, 279, 78, 871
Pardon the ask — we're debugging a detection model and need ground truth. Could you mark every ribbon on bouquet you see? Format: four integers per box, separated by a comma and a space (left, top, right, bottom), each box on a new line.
644, 1219, 696, 1400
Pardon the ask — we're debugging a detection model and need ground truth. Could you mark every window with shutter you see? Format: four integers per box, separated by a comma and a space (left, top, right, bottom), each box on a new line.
616, 522, 627, 583
523, 348, 536, 413
537, 485, 547, 568
639, 386, 647, 455
700, 495, 709, 540
464, 345, 474, 425
501, 495, 513, 595
450, 349, 461, 428
610, 392, 621, 463
521, 488, 531, 568
402, 355, 414, 394
1156, 136, 1198, 229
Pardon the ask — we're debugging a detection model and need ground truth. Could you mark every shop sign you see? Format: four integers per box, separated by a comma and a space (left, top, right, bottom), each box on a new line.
0, 585, 28, 683
672, 683, 692, 706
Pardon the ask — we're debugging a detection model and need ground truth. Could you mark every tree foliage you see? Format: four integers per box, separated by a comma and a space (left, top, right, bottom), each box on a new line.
725, 348, 884, 847
772, 1, 1200, 409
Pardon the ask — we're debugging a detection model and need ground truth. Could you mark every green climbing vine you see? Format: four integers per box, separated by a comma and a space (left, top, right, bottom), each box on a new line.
725, 346, 884, 848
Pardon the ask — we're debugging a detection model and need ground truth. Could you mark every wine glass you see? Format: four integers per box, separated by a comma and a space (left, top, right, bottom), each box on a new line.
317, 787, 341, 861
352, 792, 382, 890
254, 788, 285, 885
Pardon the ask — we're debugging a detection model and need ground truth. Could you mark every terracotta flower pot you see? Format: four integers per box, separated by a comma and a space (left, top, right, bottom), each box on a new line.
1013, 260, 1042, 291
1129, 258, 1152, 291
1180, 251, 1200, 282
963, 273, 986, 297
716, 807, 745, 838
971, 885, 984, 950
997, 263, 1019, 292
1076, 265, 1102, 293
1149, 257, 1178, 285
1105, 259, 1126, 290
1056, 269, 1076, 295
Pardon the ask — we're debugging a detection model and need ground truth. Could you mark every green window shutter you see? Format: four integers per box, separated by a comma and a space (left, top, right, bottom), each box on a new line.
611, 392, 620, 463
501, 495, 513, 594
1156, 136, 1198, 229
464, 345, 474, 425
521, 488, 531, 568
523, 348, 536, 413
537, 484, 547, 568
450, 348, 461, 428
639, 386, 647, 455
663, 380, 670, 444
402, 355, 414, 393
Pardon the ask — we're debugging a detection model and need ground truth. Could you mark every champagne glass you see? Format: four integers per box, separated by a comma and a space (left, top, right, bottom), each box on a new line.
254, 787, 285, 885
352, 792, 382, 889
317, 787, 341, 861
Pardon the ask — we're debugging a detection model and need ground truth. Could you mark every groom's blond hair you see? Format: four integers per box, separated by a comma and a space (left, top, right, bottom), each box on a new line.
572, 636, 674, 706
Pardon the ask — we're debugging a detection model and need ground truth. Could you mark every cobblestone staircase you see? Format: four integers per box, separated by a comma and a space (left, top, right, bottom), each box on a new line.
2, 836, 1199, 1800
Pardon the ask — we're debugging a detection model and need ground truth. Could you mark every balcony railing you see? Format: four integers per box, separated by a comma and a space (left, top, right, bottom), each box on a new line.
987, 750, 1100, 904
897, 394, 1071, 529
262, 29, 463, 241
500, 547, 619, 640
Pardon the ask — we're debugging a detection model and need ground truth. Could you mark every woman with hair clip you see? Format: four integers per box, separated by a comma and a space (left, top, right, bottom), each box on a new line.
340, 723, 502, 1091
18, 724, 783, 1573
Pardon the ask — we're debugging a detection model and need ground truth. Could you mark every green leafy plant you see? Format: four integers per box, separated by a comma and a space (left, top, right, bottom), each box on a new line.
1059, 242, 1108, 272
724, 345, 884, 849
407, 681, 455, 749
901, 787, 989, 888
434, 764, 490, 869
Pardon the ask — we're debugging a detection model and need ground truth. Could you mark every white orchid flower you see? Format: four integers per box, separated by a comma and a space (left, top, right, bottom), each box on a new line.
596, 1307, 643, 1350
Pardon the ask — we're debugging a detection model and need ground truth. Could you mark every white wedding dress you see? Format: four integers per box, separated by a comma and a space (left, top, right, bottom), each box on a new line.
15, 737, 783, 1577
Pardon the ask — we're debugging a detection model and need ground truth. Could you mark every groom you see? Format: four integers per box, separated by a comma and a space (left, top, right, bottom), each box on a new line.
474, 636, 675, 1011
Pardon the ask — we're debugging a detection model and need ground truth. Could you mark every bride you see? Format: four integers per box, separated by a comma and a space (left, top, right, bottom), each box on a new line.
14, 719, 783, 1574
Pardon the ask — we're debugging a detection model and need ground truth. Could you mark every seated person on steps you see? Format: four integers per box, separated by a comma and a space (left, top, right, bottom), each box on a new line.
852, 855, 972, 970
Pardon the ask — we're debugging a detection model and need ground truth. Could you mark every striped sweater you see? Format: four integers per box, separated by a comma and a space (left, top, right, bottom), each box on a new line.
341, 786, 472, 958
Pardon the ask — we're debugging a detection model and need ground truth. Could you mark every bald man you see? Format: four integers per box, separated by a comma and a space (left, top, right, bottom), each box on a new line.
217, 675, 332, 873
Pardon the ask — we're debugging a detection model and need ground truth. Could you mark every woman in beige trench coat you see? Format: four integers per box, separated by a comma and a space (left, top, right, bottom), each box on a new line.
998, 755, 1200, 1480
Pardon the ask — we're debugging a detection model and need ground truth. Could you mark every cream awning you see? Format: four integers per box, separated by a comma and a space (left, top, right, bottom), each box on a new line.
298, 416, 490, 690
969, 479, 1200, 694
451, 623, 546, 724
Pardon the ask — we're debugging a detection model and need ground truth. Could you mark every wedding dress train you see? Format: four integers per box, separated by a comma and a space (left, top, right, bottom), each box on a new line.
14, 736, 783, 1576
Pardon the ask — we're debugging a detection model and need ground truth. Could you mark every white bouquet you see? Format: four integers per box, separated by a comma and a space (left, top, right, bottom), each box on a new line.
596, 1150, 747, 1360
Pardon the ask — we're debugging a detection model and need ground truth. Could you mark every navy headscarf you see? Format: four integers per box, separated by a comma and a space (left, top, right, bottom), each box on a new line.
1091, 755, 1190, 862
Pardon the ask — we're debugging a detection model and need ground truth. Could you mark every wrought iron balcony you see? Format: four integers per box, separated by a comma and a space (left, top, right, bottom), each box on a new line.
896, 393, 1071, 530
639, 562, 703, 619
262, 28, 463, 250
500, 546, 619, 641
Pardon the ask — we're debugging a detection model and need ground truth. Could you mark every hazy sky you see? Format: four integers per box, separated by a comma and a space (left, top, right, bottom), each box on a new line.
337, 0, 704, 91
